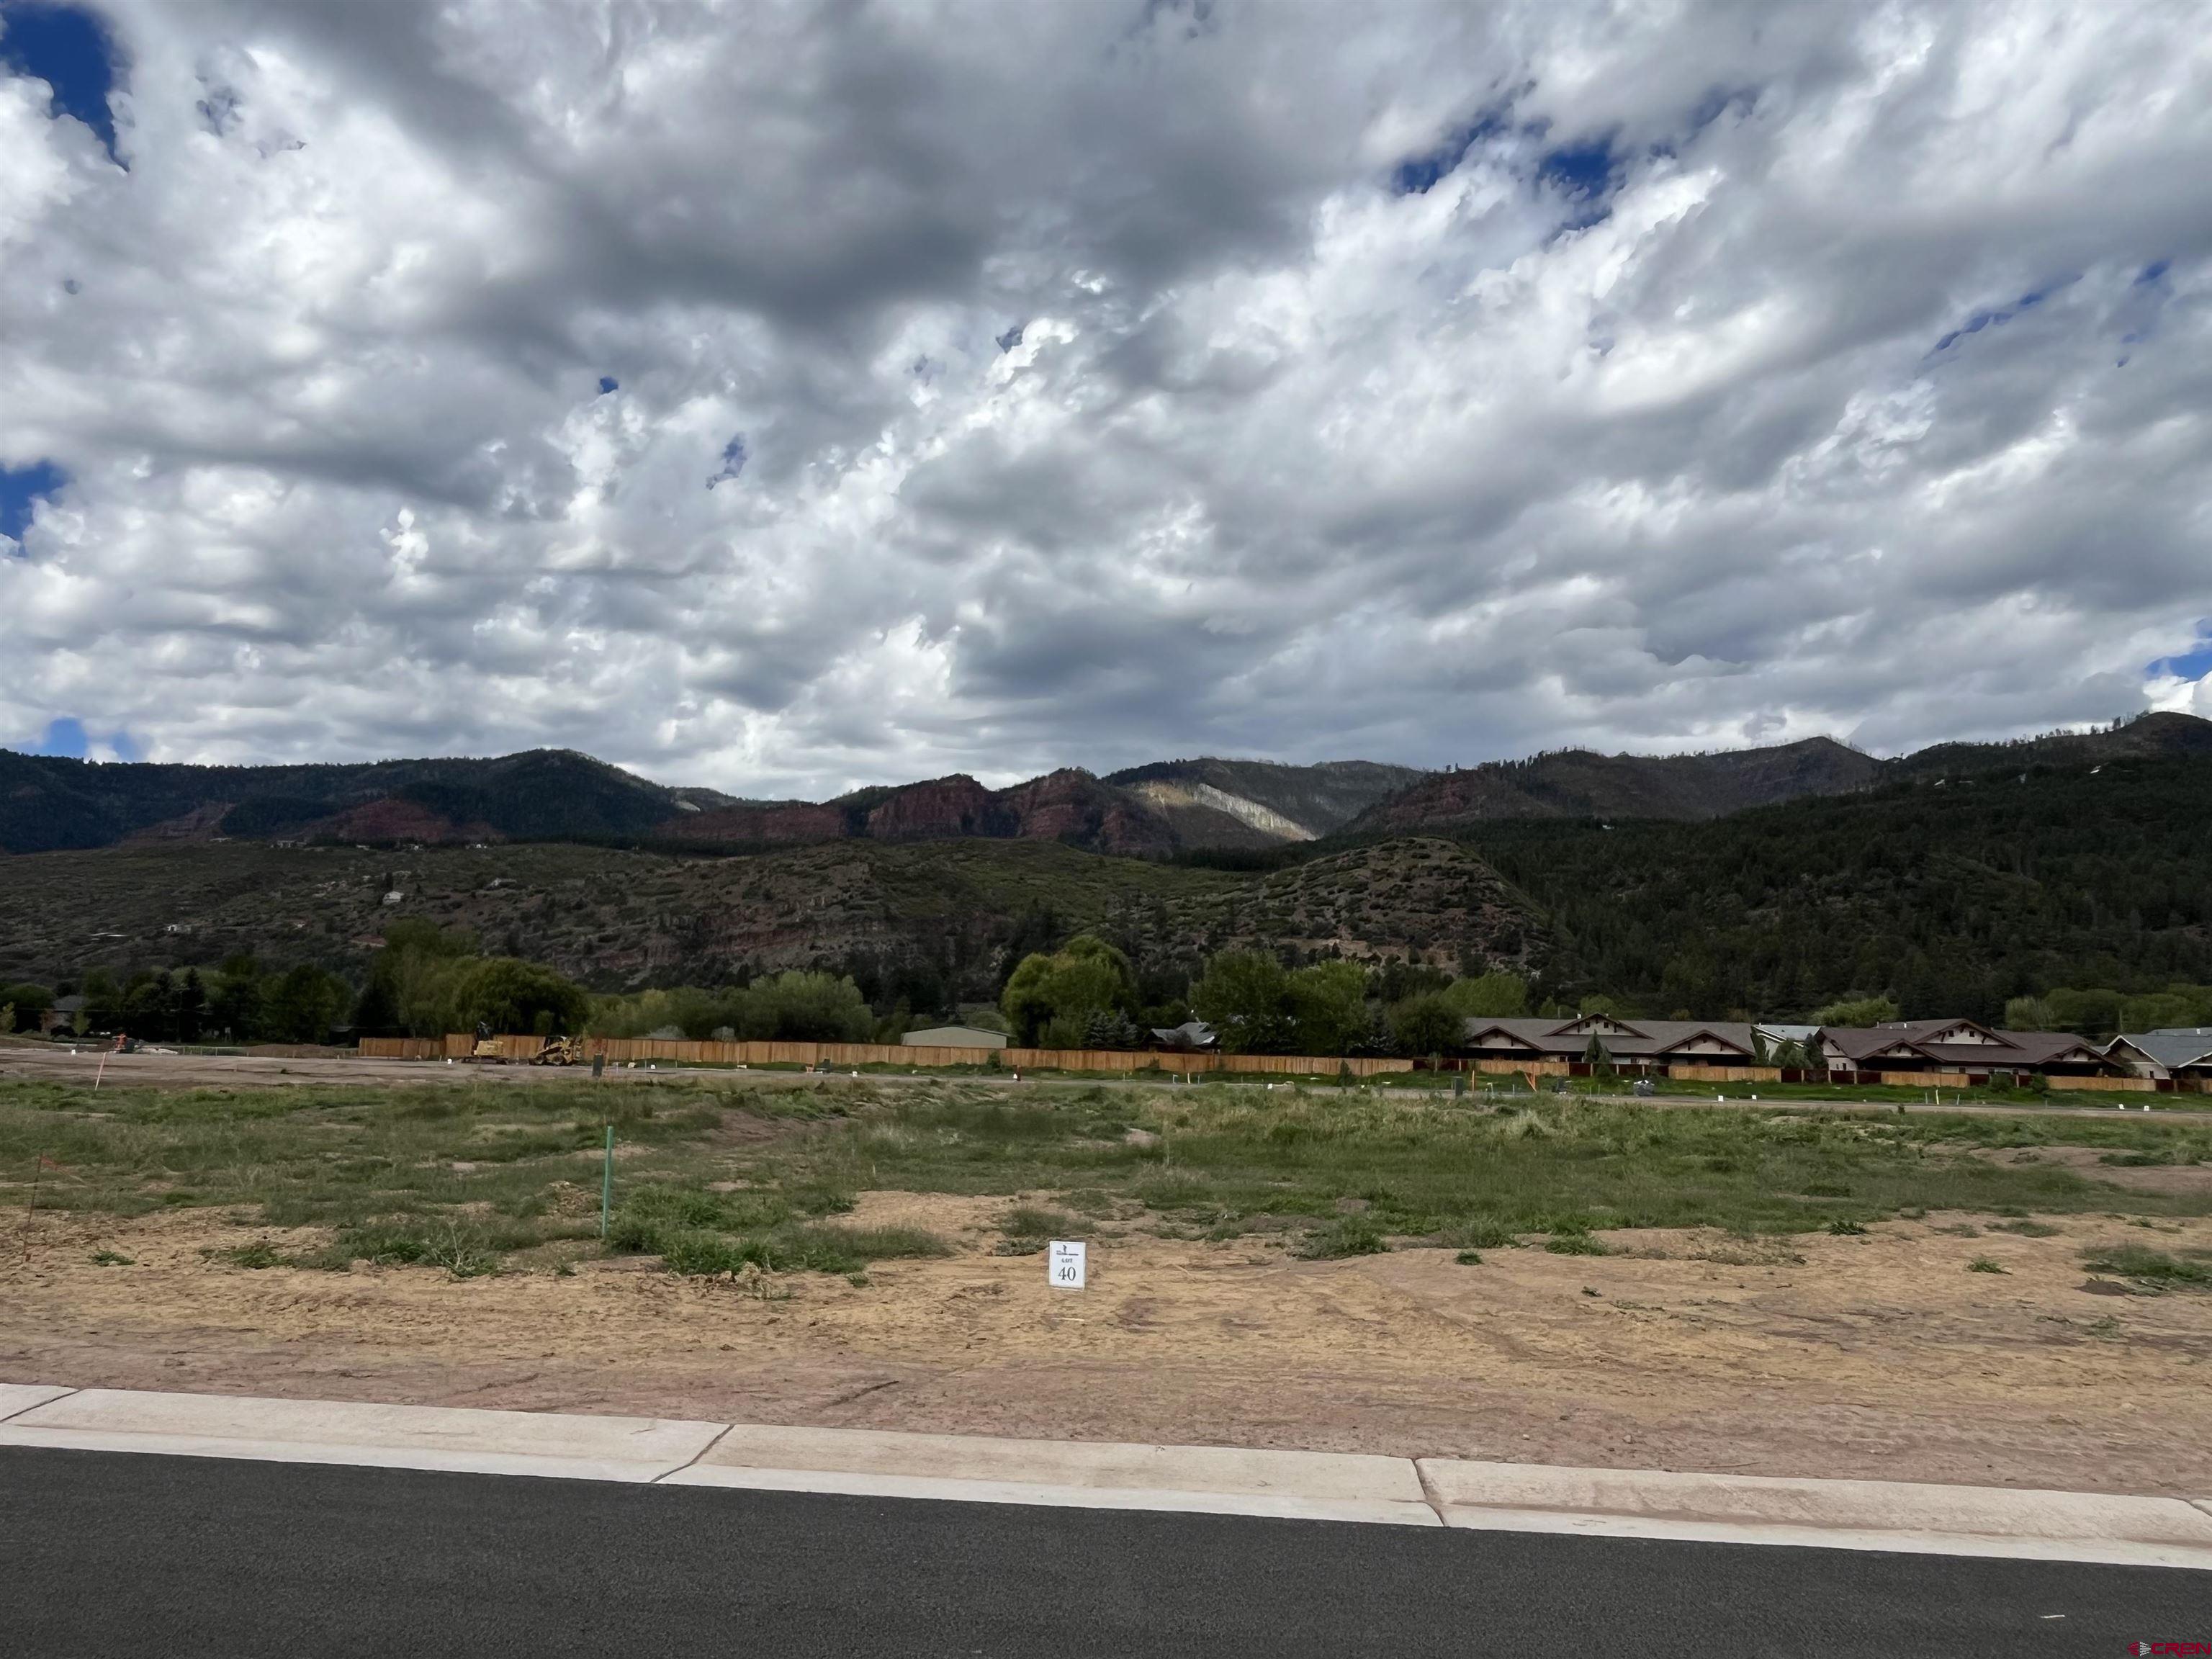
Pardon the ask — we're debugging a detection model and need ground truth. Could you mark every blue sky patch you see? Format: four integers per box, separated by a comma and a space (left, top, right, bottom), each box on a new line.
1390, 109, 1511, 195
708, 434, 747, 488
0, 0, 122, 161
1, 458, 66, 542
598, 376, 619, 395
27, 716, 88, 757
1539, 135, 1618, 201
994, 322, 1025, 353
17, 717, 145, 760
2151, 624, 2212, 683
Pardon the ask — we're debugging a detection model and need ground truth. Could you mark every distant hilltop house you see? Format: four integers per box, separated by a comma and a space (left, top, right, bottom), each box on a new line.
2105, 1028, 2212, 1088
899, 1025, 1008, 1051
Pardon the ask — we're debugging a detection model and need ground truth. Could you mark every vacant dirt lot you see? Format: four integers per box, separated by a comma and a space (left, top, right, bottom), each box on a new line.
7, 1195, 2208, 1498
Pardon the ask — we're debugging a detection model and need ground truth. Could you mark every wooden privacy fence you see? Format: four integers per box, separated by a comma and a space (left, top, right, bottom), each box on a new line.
352, 1037, 2200, 1093
361, 1035, 1414, 1076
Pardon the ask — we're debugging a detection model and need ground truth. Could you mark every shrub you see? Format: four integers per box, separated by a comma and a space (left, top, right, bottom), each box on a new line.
1966, 1257, 2007, 1274
1442, 1216, 1521, 1249
1545, 1233, 1609, 1256
2080, 1244, 2211, 1290
1297, 1215, 1390, 1259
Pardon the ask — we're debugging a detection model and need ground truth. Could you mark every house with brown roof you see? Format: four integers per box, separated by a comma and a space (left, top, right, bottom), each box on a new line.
1814, 1019, 2116, 1082
1460, 1014, 1765, 1070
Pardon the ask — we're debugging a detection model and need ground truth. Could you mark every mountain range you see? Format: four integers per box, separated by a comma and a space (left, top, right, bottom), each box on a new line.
2, 712, 2206, 858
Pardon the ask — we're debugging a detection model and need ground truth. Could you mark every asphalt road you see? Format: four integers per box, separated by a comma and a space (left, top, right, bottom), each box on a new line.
2, 1447, 2202, 1658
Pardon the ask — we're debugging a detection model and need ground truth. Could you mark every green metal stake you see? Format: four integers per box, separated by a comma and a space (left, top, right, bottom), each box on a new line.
600, 1124, 614, 1240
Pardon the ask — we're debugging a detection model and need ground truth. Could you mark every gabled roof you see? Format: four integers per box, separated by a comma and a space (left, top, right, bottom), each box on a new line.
1820, 1022, 2109, 1068
2109, 1031, 2212, 1070
1150, 1020, 1218, 1051
1460, 1016, 1758, 1059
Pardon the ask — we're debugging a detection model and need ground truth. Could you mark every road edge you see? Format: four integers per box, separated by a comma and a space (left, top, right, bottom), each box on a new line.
2, 1382, 2207, 1566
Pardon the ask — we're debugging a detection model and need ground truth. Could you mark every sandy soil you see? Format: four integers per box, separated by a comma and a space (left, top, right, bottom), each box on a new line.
1974, 1142, 2212, 1195
6, 1194, 2209, 1498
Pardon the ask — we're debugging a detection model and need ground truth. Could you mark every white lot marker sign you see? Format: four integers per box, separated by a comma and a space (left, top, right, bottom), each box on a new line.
1048, 1239, 1087, 1290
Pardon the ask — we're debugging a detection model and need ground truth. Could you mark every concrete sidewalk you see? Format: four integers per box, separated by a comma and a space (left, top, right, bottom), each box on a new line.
4, 1382, 2208, 1568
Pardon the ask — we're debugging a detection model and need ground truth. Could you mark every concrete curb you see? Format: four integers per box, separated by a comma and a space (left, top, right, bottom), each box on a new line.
1419, 1459, 2212, 1570
667, 1423, 1436, 1527
2, 1383, 2208, 1566
0, 1388, 726, 1483
0, 1383, 76, 1424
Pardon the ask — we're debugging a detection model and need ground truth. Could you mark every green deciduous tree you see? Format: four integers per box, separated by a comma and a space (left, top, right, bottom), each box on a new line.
0, 983, 54, 1030
1809, 994, 1899, 1028
1190, 949, 1294, 1053
262, 964, 356, 1043
443, 958, 590, 1038
1285, 961, 1370, 1056
1441, 971, 1527, 1020
1002, 935, 1138, 1046
1388, 992, 1462, 1059
739, 970, 873, 1042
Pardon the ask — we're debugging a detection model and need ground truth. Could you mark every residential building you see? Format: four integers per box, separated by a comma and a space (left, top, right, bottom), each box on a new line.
2104, 1028, 2212, 1087
900, 1025, 1008, 1051
1149, 1020, 1219, 1052
1814, 1019, 2115, 1082
1460, 1014, 1763, 1069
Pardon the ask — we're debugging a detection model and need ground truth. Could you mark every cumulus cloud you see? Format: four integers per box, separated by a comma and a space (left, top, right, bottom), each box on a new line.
3, 0, 2208, 796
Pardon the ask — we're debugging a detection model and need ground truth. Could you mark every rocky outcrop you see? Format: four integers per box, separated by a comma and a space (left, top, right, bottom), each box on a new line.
995, 769, 1178, 855
865, 775, 1014, 840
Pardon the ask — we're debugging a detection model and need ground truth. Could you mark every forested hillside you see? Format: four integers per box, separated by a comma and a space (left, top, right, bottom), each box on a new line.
1458, 751, 2212, 1022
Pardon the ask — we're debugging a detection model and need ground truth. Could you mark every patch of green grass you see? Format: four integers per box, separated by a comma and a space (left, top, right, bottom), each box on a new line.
1440, 1215, 1522, 1249
309, 1218, 502, 1278
1545, 1233, 1610, 1256
1002, 1205, 1086, 1239
210, 1239, 287, 1269
1966, 1256, 2008, 1274
1453, 1249, 1483, 1265
89, 1248, 133, 1266
8, 1077, 2211, 1283
1990, 1220, 2061, 1237
647, 1221, 950, 1278
2080, 1244, 2211, 1290
1825, 1218, 1869, 1236
1296, 1214, 1389, 1259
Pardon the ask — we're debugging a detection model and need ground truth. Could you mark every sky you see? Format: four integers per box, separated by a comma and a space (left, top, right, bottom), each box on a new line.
2, 0, 2208, 796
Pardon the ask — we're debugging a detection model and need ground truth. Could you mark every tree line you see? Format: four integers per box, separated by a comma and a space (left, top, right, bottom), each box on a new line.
997, 935, 1533, 1055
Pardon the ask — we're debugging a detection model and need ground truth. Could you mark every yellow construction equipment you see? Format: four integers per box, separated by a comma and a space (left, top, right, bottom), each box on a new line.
531, 1035, 587, 1066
